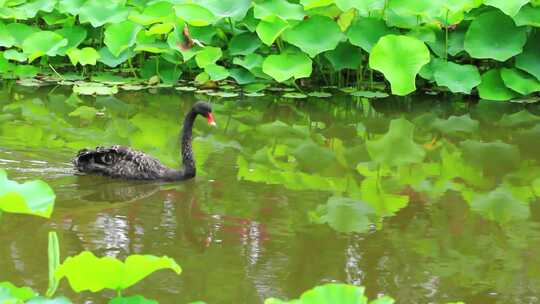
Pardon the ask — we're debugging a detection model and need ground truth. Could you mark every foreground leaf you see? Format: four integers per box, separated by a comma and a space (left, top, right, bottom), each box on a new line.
0, 170, 55, 218
22, 31, 68, 62
262, 51, 312, 82
56, 251, 182, 293
369, 35, 430, 95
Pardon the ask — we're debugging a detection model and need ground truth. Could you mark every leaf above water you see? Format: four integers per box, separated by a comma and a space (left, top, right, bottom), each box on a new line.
55, 251, 182, 293
0, 170, 56, 218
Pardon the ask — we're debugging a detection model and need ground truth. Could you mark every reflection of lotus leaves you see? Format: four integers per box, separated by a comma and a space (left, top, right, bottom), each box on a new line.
460, 140, 520, 176
315, 197, 377, 233
469, 187, 530, 224
431, 114, 479, 136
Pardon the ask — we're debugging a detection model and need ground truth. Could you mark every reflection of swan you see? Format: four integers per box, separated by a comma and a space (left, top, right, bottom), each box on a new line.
73, 102, 216, 180
74, 175, 162, 203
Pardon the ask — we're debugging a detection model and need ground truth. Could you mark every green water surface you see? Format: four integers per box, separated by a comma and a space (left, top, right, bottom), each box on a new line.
1, 83, 540, 304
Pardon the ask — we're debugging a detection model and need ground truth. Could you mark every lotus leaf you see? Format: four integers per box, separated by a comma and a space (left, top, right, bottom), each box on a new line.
108, 295, 158, 304
55, 26, 87, 55
0, 282, 37, 302
7, 23, 38, 48
367, 117, 425, 167
79, 1, 130, 27
147, 23, 174, 35
513, 4, 540, 26
500, 68, 540, 95
369, 35, 430, 95
335, 0, 385, 14
0, 22, 14, 48
104, 21, 141, 57
174, 4, 216, 26
198, 0, 251, 20
129, 2, 174, 25
350, 91, 389, 98
308, 92, 332, 97
69, 106, 99, 121
499, 110, 540, 128
195, 46, 222, 68
282, 15, 343, 57
469, 187, 530, 223
431, 114, 479, 136
460, 140, 520, 176
22, 31, 68, 62
483, 0, 529, 16
253, 0, 305, 21
283, 92, 307, 99
314, 197, 376, 233
228, 32, 262, 56
432, 60, 481, 94
464, 10, 527, 61
57, 0, 85, 15
55, 251, 182, 292
14, 65, 39, 78
300, 0, 334, 10
323, 43, 362, 71
361, 177, 409, 215
478, 69, 519, 101
256, 17, 290, 46
67, 47, 100, 66
229, 67, 256, 84
0, 170, 55, 218
205, 63, 229, 81
4, 49, 27, 62
262, 51, 312, 82
516, 32, 540, 81
73, 83, 118, 95
98, 47, 132, 68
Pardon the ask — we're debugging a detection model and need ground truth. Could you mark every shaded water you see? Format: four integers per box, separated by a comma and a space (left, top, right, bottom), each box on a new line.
1, 83, 540, 303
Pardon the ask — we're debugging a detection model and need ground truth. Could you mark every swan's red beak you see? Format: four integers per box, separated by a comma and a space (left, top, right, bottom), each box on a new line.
207, 113, 216, 126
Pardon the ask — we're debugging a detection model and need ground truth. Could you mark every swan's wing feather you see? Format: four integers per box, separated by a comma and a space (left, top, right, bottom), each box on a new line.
73, 145, 168, 179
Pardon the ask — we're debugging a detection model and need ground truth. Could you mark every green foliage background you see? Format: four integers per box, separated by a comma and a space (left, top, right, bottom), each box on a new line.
1, 0, 540, 97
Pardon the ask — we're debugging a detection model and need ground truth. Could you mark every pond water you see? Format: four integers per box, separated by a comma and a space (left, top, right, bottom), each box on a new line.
1, 83, 540, 304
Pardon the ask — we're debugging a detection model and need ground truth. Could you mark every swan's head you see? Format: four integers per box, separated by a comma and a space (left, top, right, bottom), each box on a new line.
193, 101, 216, 126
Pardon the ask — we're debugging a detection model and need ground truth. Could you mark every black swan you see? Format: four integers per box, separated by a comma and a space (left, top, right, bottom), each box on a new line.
73, 102, 216, 181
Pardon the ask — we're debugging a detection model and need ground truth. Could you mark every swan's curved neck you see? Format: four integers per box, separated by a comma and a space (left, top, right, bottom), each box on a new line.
180, 109, 197, 178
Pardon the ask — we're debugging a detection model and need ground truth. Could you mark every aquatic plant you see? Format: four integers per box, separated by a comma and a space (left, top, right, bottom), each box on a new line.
0, 1, 538, 100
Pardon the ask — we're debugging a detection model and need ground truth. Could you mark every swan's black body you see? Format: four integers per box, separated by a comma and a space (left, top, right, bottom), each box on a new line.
73, 102, 214, 181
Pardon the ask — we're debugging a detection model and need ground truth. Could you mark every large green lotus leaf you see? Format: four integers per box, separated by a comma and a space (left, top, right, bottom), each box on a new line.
229, 67, 256, 84
499, 110, 540, 128
469, 187, 530, 223
253, 0, 305, 21
460, 140, 520, 176
464, 10, 527, 61
501, 68, 540, 95
174, 3, 216, 26
195, 46, 222, 68
431, 114, 479, 136
79, 1, 130, 27
0, 170, 55, 218
57, 0, 85, 15
483, 0, 529, 16
22, 31, 67, 62
55, 26, 87, 55
67, 47, 100, 66
198, 0, 251, 19
108, 295, 158, 304
432, 60, 481, 94
104, 21, 141, 57
233, 53, 264, 70
360, 177, 409, 216
314, 197, 376, 233
0, 22, 14, 47
282, 15, 343, 57
4, 49, 27, 62
367, 117, 425, 167
228, 32, 262, 56
262, 51, 312, 82
347, 17, 395, 52
369, 35, 430, 95
0, 282, 37, 302
256, 17, 290, 46
6, 23, 39, 48
300, 284, 368, 304
8, 0, 56, 19
300, 0, 334, 10
513, 4, 540, 26
447, 25, 467, 56
98, 47, 132, 68
323, 42, 362, 71
55, 251, 182, 292
335, 0, 385, 15
387, 0, 442, 19
129, 2, 174, 25
478, 69, 519, 101
204, 63, 229, 81
516, 32, 540, 81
